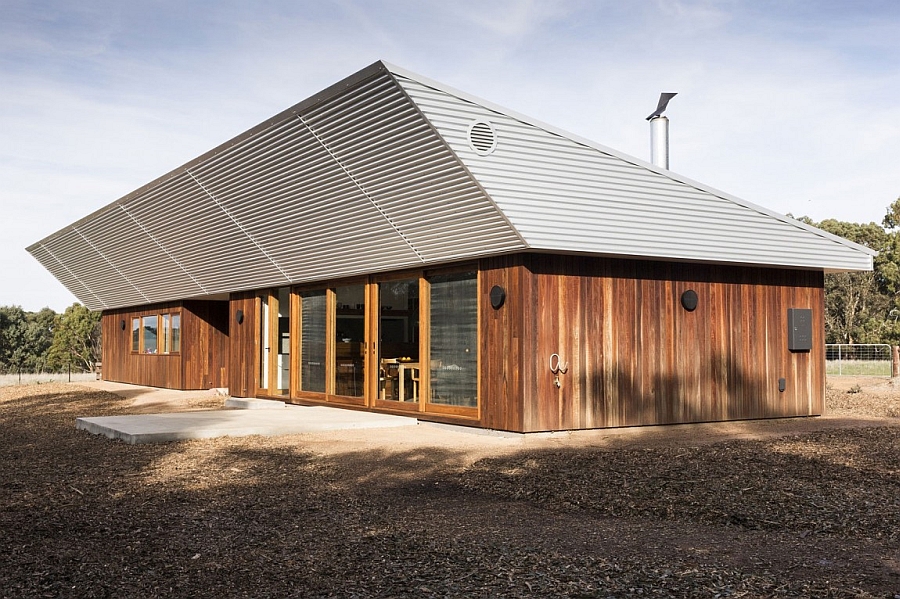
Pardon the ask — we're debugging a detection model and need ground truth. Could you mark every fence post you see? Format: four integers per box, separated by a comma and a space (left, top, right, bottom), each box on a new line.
892, 346, 900, 378
838, 345, 842, 376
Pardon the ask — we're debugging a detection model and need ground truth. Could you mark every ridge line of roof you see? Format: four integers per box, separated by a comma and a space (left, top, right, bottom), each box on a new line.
383, 62, 877, 259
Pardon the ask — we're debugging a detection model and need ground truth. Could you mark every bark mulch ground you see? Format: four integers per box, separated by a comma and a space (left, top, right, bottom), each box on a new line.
0, 379, 898, 598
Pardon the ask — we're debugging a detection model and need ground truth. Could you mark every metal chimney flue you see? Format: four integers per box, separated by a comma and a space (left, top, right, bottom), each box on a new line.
647, 93, 677, 169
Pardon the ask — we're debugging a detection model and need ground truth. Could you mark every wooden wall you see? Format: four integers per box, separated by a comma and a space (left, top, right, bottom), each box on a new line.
183, 301, 229, 389
480, 254, 825, 432
102, 302, 183, 388
101, 300, 229, 390
480, 255, 526, 432
228, 292, 258, 398
105, 256, 824, 431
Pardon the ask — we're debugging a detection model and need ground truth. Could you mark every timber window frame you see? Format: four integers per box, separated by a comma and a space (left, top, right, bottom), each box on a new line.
130, 310, 182, 355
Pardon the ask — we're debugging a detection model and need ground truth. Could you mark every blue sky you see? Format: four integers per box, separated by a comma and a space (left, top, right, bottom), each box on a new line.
3, 0, 900, 311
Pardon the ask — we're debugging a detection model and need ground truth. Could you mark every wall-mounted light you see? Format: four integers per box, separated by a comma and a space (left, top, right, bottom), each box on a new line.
120, 319, 126, 331
490, 285, 506, 310
681, 290, 698, 312
235, 309, 244, 325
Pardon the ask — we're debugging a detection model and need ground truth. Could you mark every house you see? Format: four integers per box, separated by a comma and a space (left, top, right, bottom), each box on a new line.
27, 60, 874, 432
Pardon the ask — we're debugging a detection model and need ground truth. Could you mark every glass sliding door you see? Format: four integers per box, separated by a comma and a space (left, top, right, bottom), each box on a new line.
376, 278, 420, 404
333, 284, 365, 399
428, 271, 477, 408
297, 290, 326, 394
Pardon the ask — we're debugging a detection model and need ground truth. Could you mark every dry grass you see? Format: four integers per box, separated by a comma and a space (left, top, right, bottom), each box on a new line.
0, 380, 898, 597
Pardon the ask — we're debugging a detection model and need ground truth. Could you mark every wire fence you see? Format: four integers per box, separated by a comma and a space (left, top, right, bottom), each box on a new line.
825, 344, 893, 376
0, 372, 98, 387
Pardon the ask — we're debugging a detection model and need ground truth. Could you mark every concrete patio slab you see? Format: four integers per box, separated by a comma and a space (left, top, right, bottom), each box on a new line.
77, 405, 418, 444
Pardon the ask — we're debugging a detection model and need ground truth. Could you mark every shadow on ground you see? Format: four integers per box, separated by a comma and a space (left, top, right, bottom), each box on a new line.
1, 383, 898, 597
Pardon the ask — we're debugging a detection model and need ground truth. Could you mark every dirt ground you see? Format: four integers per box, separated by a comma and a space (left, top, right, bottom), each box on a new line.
0, 378, 898, 598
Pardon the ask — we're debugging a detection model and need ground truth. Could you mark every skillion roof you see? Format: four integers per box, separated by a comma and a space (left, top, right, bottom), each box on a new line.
28, 61, 875, 312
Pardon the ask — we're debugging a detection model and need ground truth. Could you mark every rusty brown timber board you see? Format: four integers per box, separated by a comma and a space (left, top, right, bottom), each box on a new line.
513, 255, 824, 432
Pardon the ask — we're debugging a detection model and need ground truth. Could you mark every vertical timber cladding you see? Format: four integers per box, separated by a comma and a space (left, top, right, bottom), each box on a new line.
228, 292, 258, 398
101, 301, 230, 390
516, 254, 824, 432
479, 255, 528, 432
101, 302, 183, 389
182, 301, 230, 389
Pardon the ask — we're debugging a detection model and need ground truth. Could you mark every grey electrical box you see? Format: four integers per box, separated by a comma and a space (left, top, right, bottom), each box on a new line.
787, 308, 812, 352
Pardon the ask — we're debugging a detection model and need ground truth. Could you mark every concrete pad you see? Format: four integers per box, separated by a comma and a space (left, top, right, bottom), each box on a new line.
76, 405, 418, 444
223, 397, 286, 409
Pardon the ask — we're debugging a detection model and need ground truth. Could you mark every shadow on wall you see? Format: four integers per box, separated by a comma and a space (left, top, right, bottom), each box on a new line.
551, 349, 813, 430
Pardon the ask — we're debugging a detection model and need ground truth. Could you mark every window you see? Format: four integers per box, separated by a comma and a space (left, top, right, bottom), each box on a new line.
170, 314, 181, 353
160, 313, 181, 354
161, 314, 170, 353
142, 315, 158, 354
131, 318, 140, 352
428, 271, 477, 407
130, 311, 181, 355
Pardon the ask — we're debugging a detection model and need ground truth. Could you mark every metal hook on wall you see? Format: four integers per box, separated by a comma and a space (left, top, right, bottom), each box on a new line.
549, 353, 568, 389
549, 353, 568, 374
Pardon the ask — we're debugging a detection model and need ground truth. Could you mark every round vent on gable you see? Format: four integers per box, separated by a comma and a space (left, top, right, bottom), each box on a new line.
467, 120, 497, 156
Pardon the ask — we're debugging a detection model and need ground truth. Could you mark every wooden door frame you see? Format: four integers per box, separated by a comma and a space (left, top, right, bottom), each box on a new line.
257, 287, 290, 398
371, 271, 424, 413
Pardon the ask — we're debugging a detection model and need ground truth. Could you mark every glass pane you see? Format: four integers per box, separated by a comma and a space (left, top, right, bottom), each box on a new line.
334, 285, 365, 397
429, 272, 477, 407
171, 314, 181, 353
259, 295, 269, 388
276, 288, 290, 393
378, 279, 419, 402
299, 290, 326, 393
142, 315, 158, 354
161, 314, 170, 354
131, 318, 140, 352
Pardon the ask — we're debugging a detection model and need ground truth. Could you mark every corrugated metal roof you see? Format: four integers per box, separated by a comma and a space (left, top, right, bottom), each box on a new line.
391, 66, 875, 274
28, 65, 523, 310
28, 60, 873, 311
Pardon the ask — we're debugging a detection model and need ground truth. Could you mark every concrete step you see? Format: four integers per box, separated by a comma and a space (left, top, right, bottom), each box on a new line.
224, 397, 286, 410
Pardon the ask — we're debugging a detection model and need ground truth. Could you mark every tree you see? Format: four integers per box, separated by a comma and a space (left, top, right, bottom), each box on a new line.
0, 306, 29, 374
23, 308, 57, 372
48, 304, 101, 373
813, 219, 891, 344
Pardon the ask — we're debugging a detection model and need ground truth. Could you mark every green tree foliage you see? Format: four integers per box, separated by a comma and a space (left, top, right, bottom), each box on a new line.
0, 306, 29, 374
0, 306, 59, 373
47, 304, 101, 373
801, 197, 900, 344
815, 219, 890, 344
0, 303, 101, 374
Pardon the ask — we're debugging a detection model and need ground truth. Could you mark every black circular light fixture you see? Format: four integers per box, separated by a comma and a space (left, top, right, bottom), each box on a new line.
235, 309, 244, 325
490, 285, 506, 310
681, 289, 698, 312
119, 319, 126, 331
